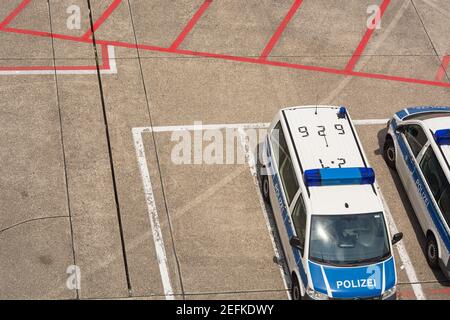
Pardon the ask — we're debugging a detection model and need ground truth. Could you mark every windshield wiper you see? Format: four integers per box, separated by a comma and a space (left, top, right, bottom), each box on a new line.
346, 253, 391, 266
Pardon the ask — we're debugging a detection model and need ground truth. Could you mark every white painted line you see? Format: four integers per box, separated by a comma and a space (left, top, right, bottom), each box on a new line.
132, 127, 174, 300
101, 45, 117, 75
136, 123, 271, 133
134, 118, 389, 134
379, 189, 426, 300
0, 46, 117, 75
353, 119, 389, 125
132, 118, 413, 301
237, 128, 291, 299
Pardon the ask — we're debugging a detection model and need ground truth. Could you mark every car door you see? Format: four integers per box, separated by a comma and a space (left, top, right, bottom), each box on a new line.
396, 124, 429, 225
290, 194, 308, 287
267, 121, 301, 272
416, 146, 450, 238
267, 121, 285, 236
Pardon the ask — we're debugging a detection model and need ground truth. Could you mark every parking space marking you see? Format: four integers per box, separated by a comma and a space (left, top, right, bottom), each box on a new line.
132, 128, 174, 300
379, 191, 426, 300
0, 45, 117, 75
259, 0, 304, 60
435, 55, 449, 81
1, 1, 449, 87
101, 44, 118, 74
345, 0, 391, 72
169, 0, 213, 51
0, 0, 117, 75
353, 118, 389, 125
134, 119, 389, 135
237, 127, 291, 299
132, 118, 420, 300
7, 24, 449, 87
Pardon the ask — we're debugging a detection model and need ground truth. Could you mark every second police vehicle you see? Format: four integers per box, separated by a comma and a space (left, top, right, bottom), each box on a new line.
384, 106, 450, 278
259, 105, 402, 300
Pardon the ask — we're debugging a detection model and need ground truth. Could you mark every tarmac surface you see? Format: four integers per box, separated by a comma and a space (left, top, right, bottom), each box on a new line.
0, 0, 449, 299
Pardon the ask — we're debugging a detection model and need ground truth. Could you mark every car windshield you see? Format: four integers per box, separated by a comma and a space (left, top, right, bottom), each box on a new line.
309, 212, 391, 266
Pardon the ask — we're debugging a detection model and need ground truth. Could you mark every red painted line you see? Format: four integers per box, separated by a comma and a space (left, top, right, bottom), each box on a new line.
252, 56, 348, 75
96, 38, 169, 53
56, 65, 97, 71
0, 28, 110, 72
435, 55, 450, 82
344, 0, 391, 72
259, 0, 303, 60
169, 0, 213, 51
173, 48, 450, 88
1, 26, 449, 88
398, 286, 450, 299
82, 0, 122, 40
100, 44, 110, 70
349, 69, 450, 88
2, 27, 112, 70
0, 0, 31, 29
397, 289, 416, 299
428, 287, 450, 296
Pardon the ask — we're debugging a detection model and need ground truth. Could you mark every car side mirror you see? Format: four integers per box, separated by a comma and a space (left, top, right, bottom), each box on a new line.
396, 126, 405, 134
290, 236, 303, 251
392, 232, 403, 245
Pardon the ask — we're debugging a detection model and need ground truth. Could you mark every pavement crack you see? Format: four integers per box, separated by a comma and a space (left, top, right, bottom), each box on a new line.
46, 0, 79, 299
127, 0, 186, 299
85, 0, 133, 296
0, 216, 70, 234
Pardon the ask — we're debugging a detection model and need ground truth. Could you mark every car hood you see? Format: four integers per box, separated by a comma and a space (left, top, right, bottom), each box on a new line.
308, 256, 396, 299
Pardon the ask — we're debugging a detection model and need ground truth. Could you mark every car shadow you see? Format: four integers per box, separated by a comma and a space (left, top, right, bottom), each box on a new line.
254, 143, 292, 288
376, 128, 449, 286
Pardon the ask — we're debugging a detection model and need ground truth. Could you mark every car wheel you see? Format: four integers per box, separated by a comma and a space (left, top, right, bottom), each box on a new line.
426, 234, 439, 269
261, 174, 270, 203
291, 275, 302, 301
383, 136, 397, 170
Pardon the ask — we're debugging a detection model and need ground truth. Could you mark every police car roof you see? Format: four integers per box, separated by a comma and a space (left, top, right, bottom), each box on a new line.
422, 115, 450, 133
281, 106, 383, 215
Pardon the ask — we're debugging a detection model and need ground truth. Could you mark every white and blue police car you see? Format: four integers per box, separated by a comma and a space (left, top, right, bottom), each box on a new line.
384, 106, 450, 278
259, 105, 402, 300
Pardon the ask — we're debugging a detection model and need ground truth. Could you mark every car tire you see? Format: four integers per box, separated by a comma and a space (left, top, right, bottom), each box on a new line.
261, 174, 270, 203
383, 136, 397, 170
291, 275, 302, 301
426, 234, 439, 269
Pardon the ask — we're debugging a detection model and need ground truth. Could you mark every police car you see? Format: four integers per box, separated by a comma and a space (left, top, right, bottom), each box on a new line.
384, 106, 450, 278
259, 106, 402, 300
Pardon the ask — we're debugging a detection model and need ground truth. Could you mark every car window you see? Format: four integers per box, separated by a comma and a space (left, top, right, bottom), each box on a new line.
279, 152, 299, 205
404, 125, 428, 157
438, 185, 450, 228
420, 146, 447, 199
270, 122, 287, 167
291, 196, 307, 255
271, 122, 299, 205
309, 213, 390, 266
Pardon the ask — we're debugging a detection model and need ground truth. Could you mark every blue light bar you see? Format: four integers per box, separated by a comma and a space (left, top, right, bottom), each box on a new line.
304, 167, 375, 187
435, 129, 450, 145
395, 106, 450, 120
338, 106, 347, 119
